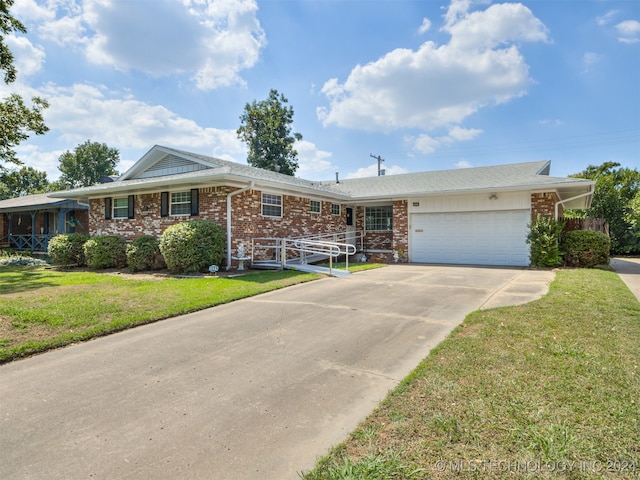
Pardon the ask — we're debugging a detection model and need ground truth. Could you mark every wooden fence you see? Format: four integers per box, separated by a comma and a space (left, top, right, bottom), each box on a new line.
563, 217, 609, 236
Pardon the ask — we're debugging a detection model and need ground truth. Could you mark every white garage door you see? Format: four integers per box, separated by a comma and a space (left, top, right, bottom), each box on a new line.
410, 210, 530, 266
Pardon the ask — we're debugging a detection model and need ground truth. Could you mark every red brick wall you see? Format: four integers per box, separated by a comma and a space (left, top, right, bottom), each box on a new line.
392, 200, 409, 263
89, 187, 347, 267
531, 192, 561, 218
358, 201, 409, 263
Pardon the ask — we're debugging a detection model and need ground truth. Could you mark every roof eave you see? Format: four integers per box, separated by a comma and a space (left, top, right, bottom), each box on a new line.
49, 172, 352, 202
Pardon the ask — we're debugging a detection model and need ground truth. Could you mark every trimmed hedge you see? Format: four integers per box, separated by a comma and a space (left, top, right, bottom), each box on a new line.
84, 235, 127, 269
159, 220, 225, 273
47, 233, 90, 266
562, 230, 611, 267
126, 235, 166, 272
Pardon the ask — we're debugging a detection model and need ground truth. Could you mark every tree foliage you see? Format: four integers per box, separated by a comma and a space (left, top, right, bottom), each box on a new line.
0, 166, 50, 199
0, 0, 25, 84
58, 140, 120, 188
0, 0, 49, 170
237, 89, 303, 176
570, 162, 640, 254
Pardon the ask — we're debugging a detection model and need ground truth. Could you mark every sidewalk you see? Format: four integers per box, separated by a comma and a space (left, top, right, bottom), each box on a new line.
610, 257, 640, 302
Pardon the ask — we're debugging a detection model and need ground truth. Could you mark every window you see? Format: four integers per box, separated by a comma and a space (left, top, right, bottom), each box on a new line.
171, 191, 191, 216
262, 193, 282, 217
310, 200, 321, 214
161, 189, 198, 217
331, 204, 341, 216
113, 197, 129, 219
105, 195, 134, 220
365, 206, 393, 231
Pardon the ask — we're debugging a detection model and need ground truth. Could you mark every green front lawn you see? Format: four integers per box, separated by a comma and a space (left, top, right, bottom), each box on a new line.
0, 267, 320, 363
302, 269, 640, 479
0, 262, 382, 363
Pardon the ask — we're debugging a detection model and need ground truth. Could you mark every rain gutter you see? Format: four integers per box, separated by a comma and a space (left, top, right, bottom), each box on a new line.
554, 184, 595, 220
226, 182, 254, 270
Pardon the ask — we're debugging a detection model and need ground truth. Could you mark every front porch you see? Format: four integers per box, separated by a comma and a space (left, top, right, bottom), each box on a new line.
0, 193, 89, 253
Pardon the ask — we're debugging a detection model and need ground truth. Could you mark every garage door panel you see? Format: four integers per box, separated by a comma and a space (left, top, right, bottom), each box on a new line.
410, 210, 529, 266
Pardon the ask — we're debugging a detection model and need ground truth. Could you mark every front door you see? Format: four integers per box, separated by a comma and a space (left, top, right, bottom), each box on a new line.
345, 207, 356, 247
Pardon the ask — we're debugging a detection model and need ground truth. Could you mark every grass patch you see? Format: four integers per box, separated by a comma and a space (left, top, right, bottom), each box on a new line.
301, 269, 640, 479
0, 266, 318, 363
319, 262, 385, 272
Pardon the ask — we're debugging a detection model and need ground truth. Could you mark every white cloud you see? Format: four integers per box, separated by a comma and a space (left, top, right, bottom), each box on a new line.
294, 140, 337, 180
582, 52, 602, 73
444, 2, 549, 51
455, 160, 472, 169
16, 91, 247, 179
418, 17, 432, 34
410, 134, 441, 154
615, 20, 640, 44
596, 10, 620, 27
448, 126, 482, 141
346, 163, 409, 179
28, 0, 266, 90
538, 119, 564, 127
15, 82, 245, 177
4, 35, 46, 77
318, 1, 550, 134
14, 144, 65, 180
407, 126, 482, 154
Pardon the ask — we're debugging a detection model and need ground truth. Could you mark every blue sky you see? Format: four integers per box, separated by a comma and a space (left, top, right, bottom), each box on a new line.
3, 0, 639, 181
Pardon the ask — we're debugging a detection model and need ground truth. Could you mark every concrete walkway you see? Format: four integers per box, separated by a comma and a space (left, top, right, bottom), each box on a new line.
0, 265, 554, 480
611, 257, 640, 301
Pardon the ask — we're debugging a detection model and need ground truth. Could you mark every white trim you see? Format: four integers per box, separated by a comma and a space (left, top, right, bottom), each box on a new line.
261, 193, 283, 218
112, 196, 129, 219
309, 199, 321, 214
169, 190, 191, 216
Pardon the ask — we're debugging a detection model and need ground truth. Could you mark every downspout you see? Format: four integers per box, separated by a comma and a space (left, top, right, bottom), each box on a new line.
554, 184, 595, 220
226, 182, 255, 270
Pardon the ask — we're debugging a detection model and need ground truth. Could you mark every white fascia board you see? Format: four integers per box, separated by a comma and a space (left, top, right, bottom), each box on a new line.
50, 172, 351, 203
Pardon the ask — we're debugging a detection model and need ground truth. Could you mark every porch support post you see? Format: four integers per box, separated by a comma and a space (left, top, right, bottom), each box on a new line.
58, 208, 70, 234
30, 211, 37, 251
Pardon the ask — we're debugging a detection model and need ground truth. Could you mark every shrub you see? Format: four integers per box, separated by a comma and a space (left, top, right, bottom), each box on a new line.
84, 235, 127, 269
159, 220, 225, 273
126, 235, 166, 272
526, 215, 565, 267
47, 233, 90, 266
0, 256, 49, 267
562, 230, 611, 267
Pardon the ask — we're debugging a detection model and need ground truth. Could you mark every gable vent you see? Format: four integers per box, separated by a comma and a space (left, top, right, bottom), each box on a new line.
138, 154, 211, 179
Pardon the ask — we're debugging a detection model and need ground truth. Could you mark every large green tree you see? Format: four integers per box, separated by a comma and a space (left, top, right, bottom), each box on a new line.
0, 0, 49, 171
0, 165, 50, 199
237, 89, 303, 176
570, 162, 640, 254
58, 140, 120, 188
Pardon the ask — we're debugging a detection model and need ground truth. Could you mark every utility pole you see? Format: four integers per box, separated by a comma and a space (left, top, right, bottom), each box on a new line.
370, 153, 384, 176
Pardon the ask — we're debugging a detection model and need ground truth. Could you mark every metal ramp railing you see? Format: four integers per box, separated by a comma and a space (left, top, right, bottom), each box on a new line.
250, 233, 359, 277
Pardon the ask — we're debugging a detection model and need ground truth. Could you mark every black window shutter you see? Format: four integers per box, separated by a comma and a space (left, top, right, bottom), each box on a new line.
161, 192, 169, 217
128, 195, 135, 219
105, 197, 112, 220
190, 189, 199, 216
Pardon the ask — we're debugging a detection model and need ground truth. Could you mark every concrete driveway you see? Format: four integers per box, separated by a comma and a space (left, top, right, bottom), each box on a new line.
611, 257, 640, 301
0, 265, 553, 480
